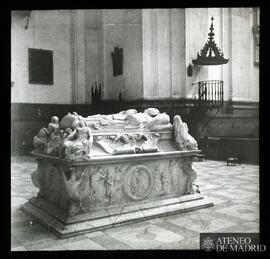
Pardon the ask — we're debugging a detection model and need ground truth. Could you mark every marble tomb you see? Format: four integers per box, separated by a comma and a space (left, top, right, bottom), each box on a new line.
21, 108, 214, 238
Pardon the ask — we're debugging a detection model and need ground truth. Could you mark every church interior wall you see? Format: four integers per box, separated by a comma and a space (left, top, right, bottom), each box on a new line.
11, 10, 73, 104
102, 9, 143, 100
11, 8, 259, 160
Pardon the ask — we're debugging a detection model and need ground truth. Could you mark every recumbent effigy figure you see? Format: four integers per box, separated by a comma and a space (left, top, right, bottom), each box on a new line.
33, 109, 197, 160
85, 108, 172, 131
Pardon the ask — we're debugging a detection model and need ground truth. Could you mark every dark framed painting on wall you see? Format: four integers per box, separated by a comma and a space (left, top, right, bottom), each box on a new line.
29, 48, 54, 84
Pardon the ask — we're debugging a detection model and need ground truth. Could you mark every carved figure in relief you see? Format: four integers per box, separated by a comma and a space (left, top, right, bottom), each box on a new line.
168, 160, 179, 192
173, 115, 198, 150
31, 160, 46, 198
114, 166, 122, 185
153, 165, 162, 193
45, 165, 61, 204
160, 169, 170, 194
130, 169, 147, 197
61, 167, 90, 214
153, 164, 170, 195
90, 167, 107, 206
104, 169, 115, 203
180, 158, 198, 194
63, 121, 93, 160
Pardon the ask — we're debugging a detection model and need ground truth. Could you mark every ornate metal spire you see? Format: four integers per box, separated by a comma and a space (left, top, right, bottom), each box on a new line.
192, 17, 229, 66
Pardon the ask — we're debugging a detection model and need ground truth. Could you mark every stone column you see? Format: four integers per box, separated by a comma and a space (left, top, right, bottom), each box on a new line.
170, 9, 186, 98
71, 10, 86, 104
142, 9, 186, 99
142, 9, 159, 98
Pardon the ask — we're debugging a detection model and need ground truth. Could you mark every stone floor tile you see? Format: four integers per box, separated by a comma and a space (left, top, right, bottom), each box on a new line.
177, 236, 200, 250
215, 204, 259, 221
11, 234, 23, 249
11, 208, 31, 224
39, 245, 67, 251
84, 231, 105, 239
62, 238, 107, 250
154, 220, 198, 239
145, 224, 185, 243
106, 225, 162, 249
23, 238, 62, 251
90, 234, 132, 250
167, 213, 237, 233
52, 235, 89, 247
11, 224, 56, 246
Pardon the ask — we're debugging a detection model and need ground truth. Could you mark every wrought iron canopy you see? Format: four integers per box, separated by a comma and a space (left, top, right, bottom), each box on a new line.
192, 17, 229, 66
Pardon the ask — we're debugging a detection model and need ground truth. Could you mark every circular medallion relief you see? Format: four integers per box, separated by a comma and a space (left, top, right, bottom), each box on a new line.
123, 165, 153, 200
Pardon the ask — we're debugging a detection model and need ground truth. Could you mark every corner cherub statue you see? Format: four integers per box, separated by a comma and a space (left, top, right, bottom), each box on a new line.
33, 116, 59, 153
173, 115, 198, 150
33, 127, 49, 152
47, 116, 59, 134
63, 120, 93, 160
45, 128, 64, 157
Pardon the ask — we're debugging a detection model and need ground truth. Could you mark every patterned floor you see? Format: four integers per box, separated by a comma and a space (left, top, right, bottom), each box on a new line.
11, 157, 259, 251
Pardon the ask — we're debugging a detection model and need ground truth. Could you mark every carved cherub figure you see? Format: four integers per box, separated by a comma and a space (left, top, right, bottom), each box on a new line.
47, 116, 59, 135
89, 167, 107, 206
63, 121, 93, 160
45, 128, 64, 156
33, 116, 59, 153
33, 127, 49, 152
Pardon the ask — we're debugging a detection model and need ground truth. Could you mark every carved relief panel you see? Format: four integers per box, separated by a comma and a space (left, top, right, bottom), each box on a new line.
123, 165, 153, 201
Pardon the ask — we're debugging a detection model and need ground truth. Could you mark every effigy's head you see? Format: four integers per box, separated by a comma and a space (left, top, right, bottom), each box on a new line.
144, 108, 160, 117
60, 113, 79, 130
126, 109, 137, 116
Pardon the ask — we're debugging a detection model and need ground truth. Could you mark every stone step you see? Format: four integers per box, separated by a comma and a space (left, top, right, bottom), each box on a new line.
21, 194, 214, 239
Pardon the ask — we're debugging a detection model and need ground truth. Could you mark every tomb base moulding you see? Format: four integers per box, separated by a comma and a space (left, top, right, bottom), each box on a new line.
21, 108, 213, 238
